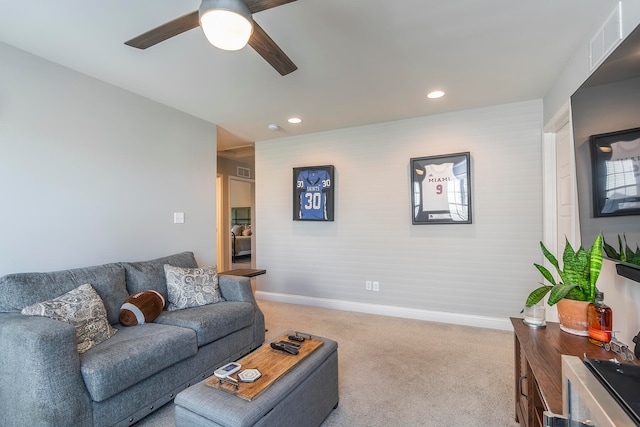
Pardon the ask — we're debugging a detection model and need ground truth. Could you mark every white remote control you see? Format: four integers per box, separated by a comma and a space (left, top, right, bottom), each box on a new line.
214, 362, 241, 378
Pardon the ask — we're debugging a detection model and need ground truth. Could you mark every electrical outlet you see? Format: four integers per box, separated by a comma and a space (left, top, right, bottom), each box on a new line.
372, 281, 380, 292
365, 280, 372, 291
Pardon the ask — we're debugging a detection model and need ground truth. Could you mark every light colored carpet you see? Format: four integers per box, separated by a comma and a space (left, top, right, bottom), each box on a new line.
136, 300, 519, 427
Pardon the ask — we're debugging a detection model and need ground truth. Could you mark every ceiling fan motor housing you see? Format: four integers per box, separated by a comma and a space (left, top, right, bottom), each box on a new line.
199, 0, 253, 24
199, 0, 254, 50
125, 0, 297, 75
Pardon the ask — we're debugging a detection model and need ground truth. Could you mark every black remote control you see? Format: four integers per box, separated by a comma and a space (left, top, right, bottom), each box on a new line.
270, 342, 299, 355
278, 341, 301, 351
288, 335, 305, 342
278, 340, 300, 349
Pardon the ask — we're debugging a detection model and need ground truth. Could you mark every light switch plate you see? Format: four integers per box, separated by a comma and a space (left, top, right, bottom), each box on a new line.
173, 212, 185, 224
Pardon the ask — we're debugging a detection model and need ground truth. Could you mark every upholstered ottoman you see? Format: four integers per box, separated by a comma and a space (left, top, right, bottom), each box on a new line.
175, 334, 338, 427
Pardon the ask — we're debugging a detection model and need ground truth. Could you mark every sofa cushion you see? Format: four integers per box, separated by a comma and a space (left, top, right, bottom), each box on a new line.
0, 263, 128, 325
80, 323, 197, 402
154, 301, 255, 347
164, 264, 224, 311
21, 284, 117, 354
120, 252, 198, 300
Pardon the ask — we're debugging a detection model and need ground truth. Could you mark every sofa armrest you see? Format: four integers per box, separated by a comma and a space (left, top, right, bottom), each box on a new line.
0, 312, 92, 426
218, 275, 255, 303
218, 275, 265, 348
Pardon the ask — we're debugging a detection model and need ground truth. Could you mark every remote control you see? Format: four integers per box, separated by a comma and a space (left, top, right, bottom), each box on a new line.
270, 342, 299, 355
214, 362, 241, 378
288, 335, 305, 342
276, 342, 299, 354
278, 340, 300, 349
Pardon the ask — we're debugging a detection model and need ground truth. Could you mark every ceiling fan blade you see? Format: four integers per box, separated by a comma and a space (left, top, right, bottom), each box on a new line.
248, 20, 297, 75
245, 0, 297, 14
125, 11, 199, 49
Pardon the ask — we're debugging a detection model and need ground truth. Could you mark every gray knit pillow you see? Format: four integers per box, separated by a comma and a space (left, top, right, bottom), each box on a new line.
164, 265, 224, 311
21, 283, 117, 353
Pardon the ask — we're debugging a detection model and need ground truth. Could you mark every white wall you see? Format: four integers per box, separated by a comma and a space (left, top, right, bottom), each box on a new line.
255, 100, 544, 329
544, 0, 640, 123
230, 180, 253, 208
0, 42, 218, 275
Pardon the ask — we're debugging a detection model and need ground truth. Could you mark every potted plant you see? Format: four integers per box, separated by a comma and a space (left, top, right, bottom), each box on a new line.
524, 232, 603, 335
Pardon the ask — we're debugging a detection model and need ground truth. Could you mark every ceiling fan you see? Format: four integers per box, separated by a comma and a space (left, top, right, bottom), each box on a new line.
125, 0, 298, 76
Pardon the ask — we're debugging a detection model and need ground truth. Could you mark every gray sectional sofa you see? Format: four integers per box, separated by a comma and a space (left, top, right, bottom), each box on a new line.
0, 252, 265, 427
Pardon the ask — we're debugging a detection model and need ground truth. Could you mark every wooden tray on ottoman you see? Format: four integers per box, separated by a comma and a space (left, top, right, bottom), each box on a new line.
206, 333, 323, 401
175, 332, 338, 427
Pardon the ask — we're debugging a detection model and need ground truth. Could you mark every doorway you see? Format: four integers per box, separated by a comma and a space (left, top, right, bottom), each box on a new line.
229, 177, 255, 270
543, 105, 579, 322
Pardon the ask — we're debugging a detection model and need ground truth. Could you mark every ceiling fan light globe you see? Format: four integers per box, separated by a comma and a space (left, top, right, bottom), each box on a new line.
199, 0, 253, 51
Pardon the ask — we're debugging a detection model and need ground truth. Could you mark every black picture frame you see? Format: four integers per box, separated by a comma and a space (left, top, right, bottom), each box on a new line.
293, 165, 335, 221
410, 152, 471, 224
590, 127, 640, 217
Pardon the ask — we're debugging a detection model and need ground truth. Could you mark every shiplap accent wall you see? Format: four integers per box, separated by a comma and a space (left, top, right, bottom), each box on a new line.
255, 100, 544, 329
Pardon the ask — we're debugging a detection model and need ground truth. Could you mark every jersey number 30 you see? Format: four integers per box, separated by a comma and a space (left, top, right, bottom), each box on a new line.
304, 193, 322, 210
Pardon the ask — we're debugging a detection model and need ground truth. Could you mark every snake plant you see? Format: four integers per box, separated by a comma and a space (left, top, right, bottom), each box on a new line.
525, 233, 603, 307
603, 234, 640, 267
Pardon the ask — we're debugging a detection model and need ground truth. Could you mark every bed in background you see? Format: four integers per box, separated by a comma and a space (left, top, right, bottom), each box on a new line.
231, 207, 252, 262
231, 224, 252, 262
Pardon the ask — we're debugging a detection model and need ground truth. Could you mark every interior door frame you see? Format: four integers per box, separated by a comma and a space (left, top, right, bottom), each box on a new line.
543, 101, 580, 321
227, 176, 255, 270
216, 174, 224, 270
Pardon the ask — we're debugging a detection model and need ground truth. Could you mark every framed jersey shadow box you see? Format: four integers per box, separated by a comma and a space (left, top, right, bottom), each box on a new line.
410, 152, 471, 224
293, 165, 335, 221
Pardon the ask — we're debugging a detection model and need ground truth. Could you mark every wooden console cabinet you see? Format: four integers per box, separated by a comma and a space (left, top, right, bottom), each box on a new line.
511, 317, 622, 427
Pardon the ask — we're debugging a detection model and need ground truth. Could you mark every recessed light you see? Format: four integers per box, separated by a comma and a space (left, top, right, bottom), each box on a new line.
427, 90, 445, 99
288, 117, 302, 124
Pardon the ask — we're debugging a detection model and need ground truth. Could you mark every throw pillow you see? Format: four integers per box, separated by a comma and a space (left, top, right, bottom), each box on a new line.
164, 264, 224, 311
231, 224, 244, 236
119, 290, 165, 326
21, 283, 117, 354
120, 251, 198, 301
241, 228, 252, 236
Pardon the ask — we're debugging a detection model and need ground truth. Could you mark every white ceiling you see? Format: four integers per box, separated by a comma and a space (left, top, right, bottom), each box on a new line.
0, 0, 619, 150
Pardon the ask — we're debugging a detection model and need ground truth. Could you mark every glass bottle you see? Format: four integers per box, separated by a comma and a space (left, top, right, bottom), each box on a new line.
588, 291, 612, 346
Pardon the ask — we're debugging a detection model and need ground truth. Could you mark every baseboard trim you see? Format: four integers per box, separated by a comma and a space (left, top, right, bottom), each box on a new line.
255, 291, 513, 331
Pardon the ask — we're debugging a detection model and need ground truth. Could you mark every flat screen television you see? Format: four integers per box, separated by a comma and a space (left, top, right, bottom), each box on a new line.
571, 23, 640, 281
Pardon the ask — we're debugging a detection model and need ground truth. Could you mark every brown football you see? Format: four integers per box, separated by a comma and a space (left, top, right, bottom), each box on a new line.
119, 290, 165, 326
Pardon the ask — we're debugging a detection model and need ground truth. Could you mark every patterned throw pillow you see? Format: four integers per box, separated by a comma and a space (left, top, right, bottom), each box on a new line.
21, 283, 117, 354
164, 264, 224, 311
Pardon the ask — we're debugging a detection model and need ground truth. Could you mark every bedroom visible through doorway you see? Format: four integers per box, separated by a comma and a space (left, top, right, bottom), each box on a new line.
230, 178, 254, 270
